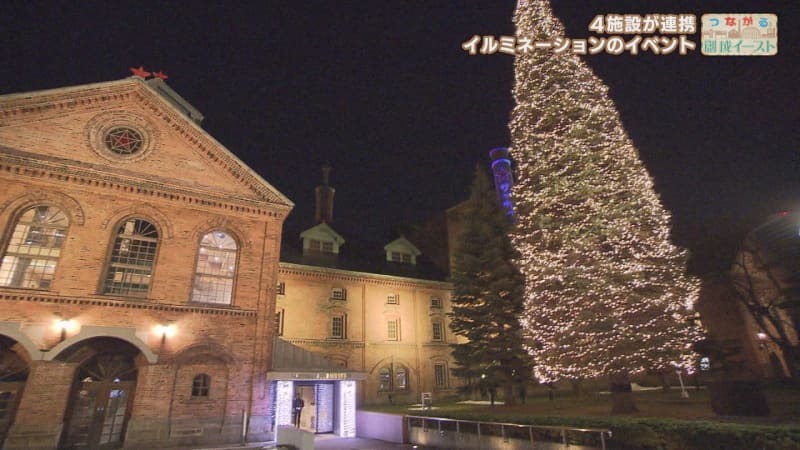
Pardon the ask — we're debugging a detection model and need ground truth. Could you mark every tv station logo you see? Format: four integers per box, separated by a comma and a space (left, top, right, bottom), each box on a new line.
701, 14, 777, 56
463, 12, 777, 57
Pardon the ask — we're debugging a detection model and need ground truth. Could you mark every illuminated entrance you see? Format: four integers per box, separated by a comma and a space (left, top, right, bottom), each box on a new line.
268, 339, 365, 438
57, 338, 141, 450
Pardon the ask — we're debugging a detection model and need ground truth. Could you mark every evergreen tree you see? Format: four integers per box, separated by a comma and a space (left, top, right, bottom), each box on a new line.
510, 0, 702, 412
449, 165, 531, 405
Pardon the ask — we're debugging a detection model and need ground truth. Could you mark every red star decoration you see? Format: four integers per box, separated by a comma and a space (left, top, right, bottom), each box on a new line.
152, 70, 169, 80
129, 66, 151, 78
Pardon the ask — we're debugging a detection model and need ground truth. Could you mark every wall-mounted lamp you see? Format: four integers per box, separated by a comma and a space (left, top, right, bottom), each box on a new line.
154, 323, 176, 344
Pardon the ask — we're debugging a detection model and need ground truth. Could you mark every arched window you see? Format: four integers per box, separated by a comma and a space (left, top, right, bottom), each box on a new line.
379, 368, 391, 392
192, 231, 238, 304
395, 367, 408, 391
103, 218, 159, 296
378, 365, 409, 392
191, 374, 210, 397
0, 205, 68, 289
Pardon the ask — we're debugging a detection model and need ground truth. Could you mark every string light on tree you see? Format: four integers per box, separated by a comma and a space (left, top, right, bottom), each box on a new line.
509, 0, 703, 410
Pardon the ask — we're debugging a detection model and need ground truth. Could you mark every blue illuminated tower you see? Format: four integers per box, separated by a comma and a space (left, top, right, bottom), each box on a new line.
489, 147, 514, 218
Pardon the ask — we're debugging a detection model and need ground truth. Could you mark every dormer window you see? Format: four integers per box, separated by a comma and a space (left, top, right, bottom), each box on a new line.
390, 252, 412, 264
300, 223, 345, 257
307, 238, 334, 254
384, 237, 421, 266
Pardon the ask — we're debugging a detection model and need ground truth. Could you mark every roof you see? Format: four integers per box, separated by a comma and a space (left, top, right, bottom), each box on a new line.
281, 221, 448, 281
268, 338, 366, 381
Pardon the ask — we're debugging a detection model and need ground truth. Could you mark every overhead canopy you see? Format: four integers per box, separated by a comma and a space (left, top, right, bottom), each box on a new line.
267, 338, 366, 381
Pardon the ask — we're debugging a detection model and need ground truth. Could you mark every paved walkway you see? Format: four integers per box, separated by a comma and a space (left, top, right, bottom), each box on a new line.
314, 435, 422, 449
189, 435, 426, 450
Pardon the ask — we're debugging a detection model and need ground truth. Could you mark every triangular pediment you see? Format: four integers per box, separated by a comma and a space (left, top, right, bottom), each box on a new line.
299, 222, 345, 245
0, 77, 292, 209
384, 236, 421, 264
384, 237, 421, 256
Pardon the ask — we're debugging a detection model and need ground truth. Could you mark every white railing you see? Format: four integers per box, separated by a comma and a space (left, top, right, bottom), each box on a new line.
406, 415, 611, 450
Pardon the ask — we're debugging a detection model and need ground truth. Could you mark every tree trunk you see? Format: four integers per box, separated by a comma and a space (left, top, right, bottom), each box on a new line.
570, 379, 585, 398
659, 371, 671, 393
610, 371, 639, 414
503, 382, 516, 406
777, 343, 800, 379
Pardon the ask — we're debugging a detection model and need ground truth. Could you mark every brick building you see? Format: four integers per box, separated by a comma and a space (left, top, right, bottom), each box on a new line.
0, 77, 464, 449
0, 77, 292, 449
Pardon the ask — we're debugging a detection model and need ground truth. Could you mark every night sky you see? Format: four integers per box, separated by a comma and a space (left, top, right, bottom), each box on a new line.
1, 1, 797, 274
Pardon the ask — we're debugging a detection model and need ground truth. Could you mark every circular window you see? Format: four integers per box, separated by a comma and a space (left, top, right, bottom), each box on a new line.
87, 112, 158, 162
104, 127, 144, 155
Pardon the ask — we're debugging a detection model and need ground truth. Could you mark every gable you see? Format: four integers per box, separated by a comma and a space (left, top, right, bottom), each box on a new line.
384, 237, 421, 264
299, 222, 345, 254
0, 78, 292, 208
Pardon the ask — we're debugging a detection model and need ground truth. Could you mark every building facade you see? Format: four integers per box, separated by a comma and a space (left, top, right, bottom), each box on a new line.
276, 261, 458, 406
0, 77, 463, 449
0, 77, 292, 449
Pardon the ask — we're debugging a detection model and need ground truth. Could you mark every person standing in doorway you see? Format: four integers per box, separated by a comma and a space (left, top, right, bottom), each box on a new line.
292, 392, 305, 428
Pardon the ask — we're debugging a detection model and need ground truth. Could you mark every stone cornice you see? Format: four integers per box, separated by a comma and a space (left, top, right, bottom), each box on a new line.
0, 77, 294, 209
0, 290, 258, 317
278, 262, 453, 290
0, 149, 290, 220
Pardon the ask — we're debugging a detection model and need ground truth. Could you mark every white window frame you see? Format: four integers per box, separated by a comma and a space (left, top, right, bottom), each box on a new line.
331, 287, 347, 300
331, 314, 347, 339
434, 362, 448, 388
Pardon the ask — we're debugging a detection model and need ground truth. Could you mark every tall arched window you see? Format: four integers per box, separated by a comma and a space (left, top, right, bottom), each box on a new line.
379, 368, 391, 391
378, 365, 409, 392
103, 218, 159, 296
191, 231, 238, 305
0, 205, 68, 289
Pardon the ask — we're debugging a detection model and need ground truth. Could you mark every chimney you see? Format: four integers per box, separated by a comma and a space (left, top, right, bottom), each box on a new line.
314, 164, 335, 224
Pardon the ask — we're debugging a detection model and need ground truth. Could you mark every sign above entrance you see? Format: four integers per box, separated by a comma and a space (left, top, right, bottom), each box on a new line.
267, 371, 367, 381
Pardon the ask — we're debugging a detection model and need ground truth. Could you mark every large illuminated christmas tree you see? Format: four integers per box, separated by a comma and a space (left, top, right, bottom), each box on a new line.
510, 0, 702, 411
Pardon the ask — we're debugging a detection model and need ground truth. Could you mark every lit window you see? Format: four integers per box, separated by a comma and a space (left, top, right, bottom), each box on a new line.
103, 218, 159, 296
431, 297, 442, 308
387, 294, 399, 304
0, 205, 68, 290
432, 321, 444, 342
387, 319, 399, 341
378, 365, 409, 392
191, 231, 238, 304
331, 314, 347, 339
434, 363, 447, 388
191, 374, 210, 397
276, 281, 285, 295
395, 367, 408, 390
331, 287, 346, 300
379, 368, 391, 391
